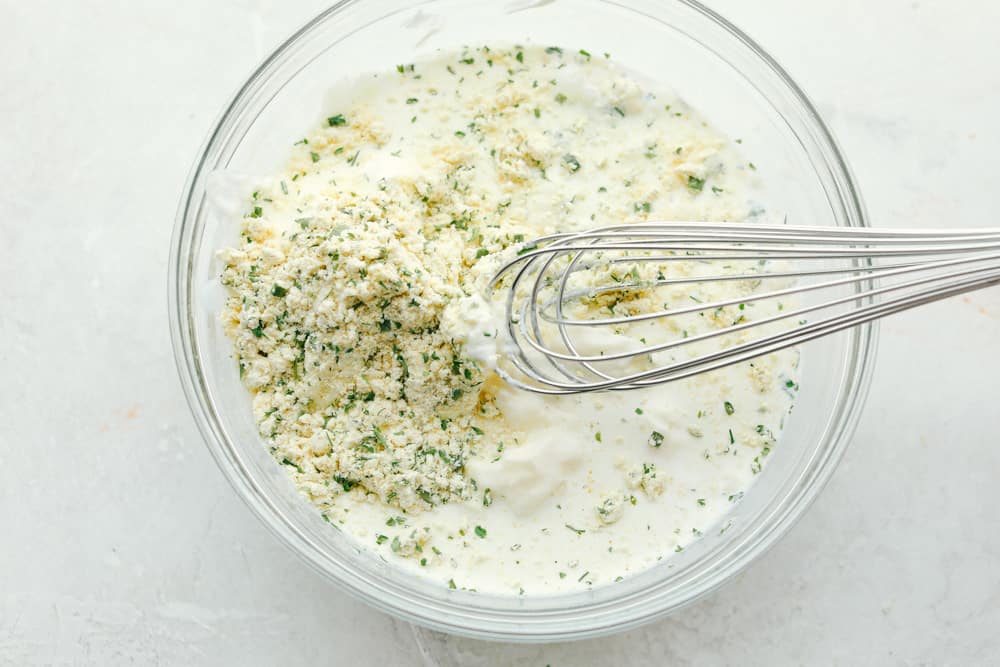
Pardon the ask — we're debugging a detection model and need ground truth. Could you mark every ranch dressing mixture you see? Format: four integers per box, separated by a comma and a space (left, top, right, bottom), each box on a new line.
217, 45, 799, 594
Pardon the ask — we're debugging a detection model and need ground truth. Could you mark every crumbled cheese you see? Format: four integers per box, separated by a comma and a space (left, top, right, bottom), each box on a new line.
595, 493, 626, 525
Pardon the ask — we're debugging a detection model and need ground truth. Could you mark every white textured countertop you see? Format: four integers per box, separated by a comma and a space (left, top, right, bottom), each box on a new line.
3, 1, 999, 664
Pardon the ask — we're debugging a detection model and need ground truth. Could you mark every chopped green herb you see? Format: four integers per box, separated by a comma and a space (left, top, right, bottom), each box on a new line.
687, 175, 705, 191
724, 401, 735, 415
649, 431, 664, 448
474, 525, 487, 538
332, 475, 356, 492
327, 114, 346, 126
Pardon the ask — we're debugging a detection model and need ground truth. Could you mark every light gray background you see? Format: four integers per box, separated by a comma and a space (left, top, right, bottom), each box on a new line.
3, 0, 998, 664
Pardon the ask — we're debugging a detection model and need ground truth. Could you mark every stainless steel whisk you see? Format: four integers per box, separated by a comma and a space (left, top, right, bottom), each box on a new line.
488, 223, 1000, 394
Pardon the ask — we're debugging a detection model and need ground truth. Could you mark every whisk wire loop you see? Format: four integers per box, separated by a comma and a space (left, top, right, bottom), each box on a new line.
488, 223, 1000, 393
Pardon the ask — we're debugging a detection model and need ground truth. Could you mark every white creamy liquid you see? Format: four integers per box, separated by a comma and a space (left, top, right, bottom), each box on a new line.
217, 45, 799, 595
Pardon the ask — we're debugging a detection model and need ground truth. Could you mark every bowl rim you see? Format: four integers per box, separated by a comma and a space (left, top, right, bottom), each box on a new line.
168, 0, 877, 641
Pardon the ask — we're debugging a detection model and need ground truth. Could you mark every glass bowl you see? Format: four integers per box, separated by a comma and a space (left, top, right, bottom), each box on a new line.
169, 0, 876, 641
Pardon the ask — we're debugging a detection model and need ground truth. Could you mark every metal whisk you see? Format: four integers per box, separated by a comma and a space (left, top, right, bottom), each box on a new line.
488, 223, 1000, 394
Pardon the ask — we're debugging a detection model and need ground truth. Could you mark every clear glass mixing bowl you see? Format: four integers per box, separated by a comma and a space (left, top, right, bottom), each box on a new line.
169, 0, 876, 641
